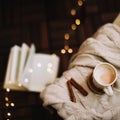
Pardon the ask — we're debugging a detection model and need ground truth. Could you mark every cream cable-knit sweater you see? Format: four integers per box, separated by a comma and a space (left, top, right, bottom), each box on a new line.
40, 23, 120, 120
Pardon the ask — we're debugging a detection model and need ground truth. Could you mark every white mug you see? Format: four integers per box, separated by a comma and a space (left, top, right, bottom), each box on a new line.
93, 62, 117, 96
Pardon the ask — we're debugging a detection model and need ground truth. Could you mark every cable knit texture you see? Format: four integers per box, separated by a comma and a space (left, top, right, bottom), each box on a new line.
40, 23, 120, 120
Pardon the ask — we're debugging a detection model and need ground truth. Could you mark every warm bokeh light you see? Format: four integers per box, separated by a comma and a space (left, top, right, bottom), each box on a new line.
68, 48, 73, 53
70, 9, 76, 16
61, 49, 66, 54
6, 88, 10, 92
5, 103, 9, 107
51, 53, 57, 56
5, 97, 9, 101
7, 112, 11, 116
64, 33, 70, 40
37, 63, 42, 67
29, 68, 33, 73
61, 0, 84, 54
75, 19, 81, 25
10, 102, 15, 107
78, 0, 83, 6
24, 78, 29, 83
61, 47, 73, 54
18, 83, 22, 87
48, 63, 53, 68
64, 45, 69, 50
71, 24, 77, 30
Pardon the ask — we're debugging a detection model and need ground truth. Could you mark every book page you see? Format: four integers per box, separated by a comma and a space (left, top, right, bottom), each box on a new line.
19, 44, 35, 88
9, 45, 20, 84
17, 43, 29, 85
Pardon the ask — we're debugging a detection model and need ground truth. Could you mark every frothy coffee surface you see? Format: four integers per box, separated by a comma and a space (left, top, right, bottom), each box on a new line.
100, 71, 114, 84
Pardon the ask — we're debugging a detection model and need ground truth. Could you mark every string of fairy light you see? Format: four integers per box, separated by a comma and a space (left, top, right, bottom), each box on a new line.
4, 88, 15, 120
60, 0, 85, 54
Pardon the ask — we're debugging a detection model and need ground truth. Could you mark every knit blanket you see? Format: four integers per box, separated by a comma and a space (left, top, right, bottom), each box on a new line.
40, 23, 120, 120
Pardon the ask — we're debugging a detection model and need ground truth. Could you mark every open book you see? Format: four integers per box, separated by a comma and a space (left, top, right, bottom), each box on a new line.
3, 43, 60, 92
3, 43, 35, 91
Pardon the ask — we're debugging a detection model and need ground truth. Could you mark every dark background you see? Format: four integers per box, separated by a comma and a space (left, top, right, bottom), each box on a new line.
0, 0, 120, 119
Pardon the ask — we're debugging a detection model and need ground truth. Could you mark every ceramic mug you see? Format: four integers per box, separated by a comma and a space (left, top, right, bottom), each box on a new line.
93, 62, 117, 96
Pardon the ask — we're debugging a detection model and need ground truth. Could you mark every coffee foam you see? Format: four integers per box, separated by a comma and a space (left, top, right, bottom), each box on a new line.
100, 72, 115, 84
94, 64, 116, 85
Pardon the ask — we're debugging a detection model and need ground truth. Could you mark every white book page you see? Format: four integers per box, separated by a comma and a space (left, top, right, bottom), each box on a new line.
9, 45, 20, 84
19, 44, 35, 88
29, 54, 60, 92
17, 43, 29, 84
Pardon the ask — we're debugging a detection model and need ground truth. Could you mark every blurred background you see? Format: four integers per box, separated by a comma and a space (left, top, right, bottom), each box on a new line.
0, 0, 120, 119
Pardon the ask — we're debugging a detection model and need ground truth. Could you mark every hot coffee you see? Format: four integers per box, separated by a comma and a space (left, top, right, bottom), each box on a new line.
93, 62, 117, 96
100, 71, 115, 84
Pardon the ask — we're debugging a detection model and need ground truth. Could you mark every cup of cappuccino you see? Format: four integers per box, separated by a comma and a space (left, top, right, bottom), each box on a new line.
93, 62, 117, 96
